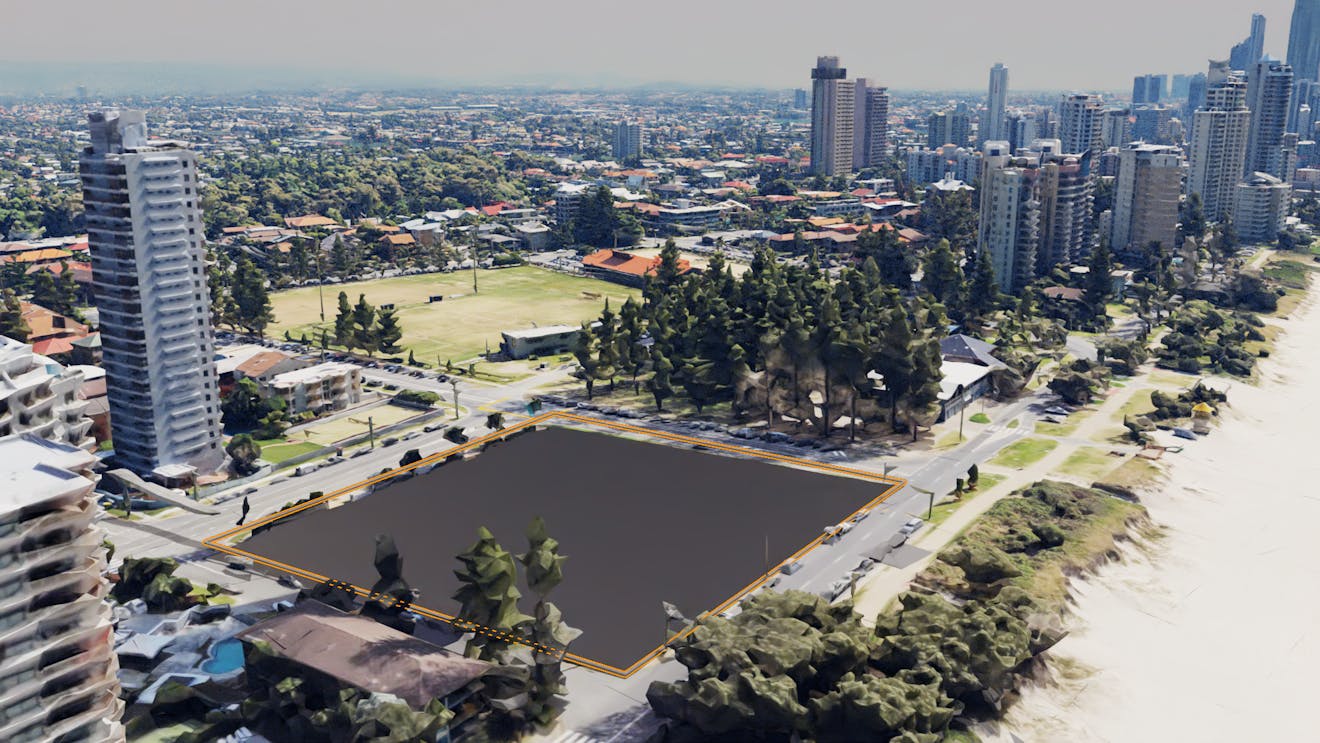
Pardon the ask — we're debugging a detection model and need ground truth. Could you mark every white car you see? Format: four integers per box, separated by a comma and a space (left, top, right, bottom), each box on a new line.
899, 517, 925, 535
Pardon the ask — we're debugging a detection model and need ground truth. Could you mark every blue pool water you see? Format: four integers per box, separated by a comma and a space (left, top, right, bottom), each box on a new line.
200, 638, 244, 674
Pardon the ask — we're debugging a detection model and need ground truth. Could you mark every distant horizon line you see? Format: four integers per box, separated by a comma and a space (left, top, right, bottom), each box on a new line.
0, 61, 1141, 98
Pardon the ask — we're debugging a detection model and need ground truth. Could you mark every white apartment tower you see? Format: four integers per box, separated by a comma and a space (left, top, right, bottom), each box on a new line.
1234, 172, 1292, 242
79, 110, 224, 480
0, 434, 125, 742
1187, 65, 1251, 222
810, 56, 855, 177
1058, 94, 1105, 155
1032, 138, 1098, 269
984, 63, 1009, 142
1111, 143, 1185, 255
852, 79, 890, 169
977, 141, 1041, 293
1244, 57, 1294, 180
611, 120, 643, 160
0, 336, 94, 450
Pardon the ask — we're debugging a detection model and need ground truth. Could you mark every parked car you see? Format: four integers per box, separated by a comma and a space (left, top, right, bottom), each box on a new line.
1172, 428, 1197, 440
1044, 406, 1071, 416
381, 437, 400, 447
899, 517, 925, 535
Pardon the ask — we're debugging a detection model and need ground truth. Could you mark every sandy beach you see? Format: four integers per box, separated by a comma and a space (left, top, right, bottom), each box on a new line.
983, 286, 1320, 742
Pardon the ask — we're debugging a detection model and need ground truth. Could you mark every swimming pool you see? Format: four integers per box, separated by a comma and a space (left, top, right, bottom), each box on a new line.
200, 637, 245, 674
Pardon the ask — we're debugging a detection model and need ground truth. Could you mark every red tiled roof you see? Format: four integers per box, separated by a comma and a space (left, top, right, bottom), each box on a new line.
582, 249, 690, 277
32, 337, 76, 356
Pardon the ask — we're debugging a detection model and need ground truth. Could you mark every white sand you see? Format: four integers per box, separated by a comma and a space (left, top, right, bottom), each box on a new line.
983, 289, 1320, 742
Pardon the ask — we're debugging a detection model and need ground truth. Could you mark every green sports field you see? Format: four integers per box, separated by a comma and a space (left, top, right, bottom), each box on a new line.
267, 267, 637, 363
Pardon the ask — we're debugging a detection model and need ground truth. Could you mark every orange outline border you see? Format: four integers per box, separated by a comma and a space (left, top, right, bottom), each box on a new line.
203, 411, 907, 678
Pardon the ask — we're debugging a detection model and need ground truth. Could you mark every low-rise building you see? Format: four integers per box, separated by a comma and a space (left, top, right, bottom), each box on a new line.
238, 601, 490, 739
581, 248, 691, 287
1234, 172, 1291, 243
0, 434, 124, 742
0, 335, 94, 449
501, 325, 581, 359
264, 362, 362, 415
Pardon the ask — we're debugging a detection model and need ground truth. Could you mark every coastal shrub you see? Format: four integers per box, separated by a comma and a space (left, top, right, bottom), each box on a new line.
939, 544, 1021, 584
1031, 522, 1066, 549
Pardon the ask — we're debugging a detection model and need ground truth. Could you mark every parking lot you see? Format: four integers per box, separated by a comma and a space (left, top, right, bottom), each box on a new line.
234, 423, 898, 674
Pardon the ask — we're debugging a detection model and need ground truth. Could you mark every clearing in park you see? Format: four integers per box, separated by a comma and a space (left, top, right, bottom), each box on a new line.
213, 414, 903, 676
265, 266, 638, 363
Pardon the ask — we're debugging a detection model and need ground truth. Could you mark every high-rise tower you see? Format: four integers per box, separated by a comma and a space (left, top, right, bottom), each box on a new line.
984, 63, 1009, 143
1187, 63, 1251, 222
1245, 57, 1295, 179
79, 110, 224, 480
809, 56, 855, 177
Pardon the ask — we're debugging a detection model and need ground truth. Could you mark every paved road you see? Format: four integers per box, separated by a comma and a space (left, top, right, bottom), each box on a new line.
101, 362, 572, 566
109, 343, 1068, 743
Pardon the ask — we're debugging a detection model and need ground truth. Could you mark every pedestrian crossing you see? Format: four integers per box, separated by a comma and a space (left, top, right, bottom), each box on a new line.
550, 732, 604, 743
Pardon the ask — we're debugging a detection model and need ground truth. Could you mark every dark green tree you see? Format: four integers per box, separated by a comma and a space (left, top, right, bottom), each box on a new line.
231, 258, 274, 334
0, 289, 28, 342
226, 433, 262, 476
375, 307, 403, 355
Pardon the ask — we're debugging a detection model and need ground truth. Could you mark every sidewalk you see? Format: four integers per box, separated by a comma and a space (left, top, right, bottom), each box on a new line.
851, 375, 1165, 622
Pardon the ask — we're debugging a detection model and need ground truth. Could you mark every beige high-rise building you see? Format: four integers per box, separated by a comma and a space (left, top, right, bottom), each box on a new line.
1187, 63, 1250, 222
977, 141, 1041, 293
810, 56, 855, 177
1111, 143, 1185, 254
852, 79, 890, 169
0, 435, 125, 742
1058, 94, 1105, 155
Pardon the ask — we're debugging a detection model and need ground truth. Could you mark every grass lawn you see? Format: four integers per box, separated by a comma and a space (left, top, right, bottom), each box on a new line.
1056, 447, 1122, 481
255, 438, 323, 463
288, 404, 423, 446
1263, 259, 1313, 290
926, 472, 1007, 528
934, 431, 966, 450
990, 437, 1058, 468
1113, 389, 1155, 421
267, 267, 637, 364
969, 412, 991, 424
1007, 419, 1020, 429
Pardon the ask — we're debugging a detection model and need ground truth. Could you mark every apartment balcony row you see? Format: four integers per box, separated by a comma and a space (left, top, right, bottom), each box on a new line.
0, 657, 122, 743
0, 577, 108, 652
0, 631, 118, 718
0, 506, 100, 566
0, 593, 109, 680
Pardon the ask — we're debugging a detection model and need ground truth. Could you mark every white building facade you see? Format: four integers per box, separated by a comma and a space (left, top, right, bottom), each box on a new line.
0, 336, 93, 450
79, 110, 224, 480
265, 362, 363, 415
1187, 67, 1251, 223
1234, 172, 1291, 242
0, 435, 124, 742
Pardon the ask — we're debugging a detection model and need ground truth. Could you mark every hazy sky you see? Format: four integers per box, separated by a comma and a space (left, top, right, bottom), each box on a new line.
1, 0, 1302, 91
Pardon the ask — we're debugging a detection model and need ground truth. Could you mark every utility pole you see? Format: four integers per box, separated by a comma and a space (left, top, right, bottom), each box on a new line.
471, 221, 479, 294
315, 236, 326, 322
450, 379, 460, 419
368, 416, 375, 449
927, 489, 935, 519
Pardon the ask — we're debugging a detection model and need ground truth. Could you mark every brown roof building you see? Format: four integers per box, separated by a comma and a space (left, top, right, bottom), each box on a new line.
238, 601, 491, 709
581, 249, 691, 287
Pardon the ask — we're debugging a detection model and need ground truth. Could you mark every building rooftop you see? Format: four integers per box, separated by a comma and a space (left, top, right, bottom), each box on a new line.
0, 434, 98, 513
501, 325, 579, 340
238, 601, 490, 708
267, 362, 358, 388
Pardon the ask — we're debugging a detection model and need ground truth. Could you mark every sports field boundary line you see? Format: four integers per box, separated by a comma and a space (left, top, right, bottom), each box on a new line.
203, 410, 907, 678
